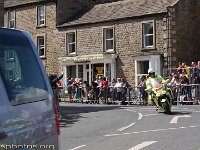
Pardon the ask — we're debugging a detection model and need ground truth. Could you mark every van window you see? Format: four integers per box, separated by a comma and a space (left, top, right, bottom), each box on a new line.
0, 30, 48, 105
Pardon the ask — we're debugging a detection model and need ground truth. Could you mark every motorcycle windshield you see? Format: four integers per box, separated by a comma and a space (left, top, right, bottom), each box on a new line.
150, 78, 162, 89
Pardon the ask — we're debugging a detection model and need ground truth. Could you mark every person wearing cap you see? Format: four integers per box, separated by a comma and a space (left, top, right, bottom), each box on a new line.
146, 68, 166, 90
145, 68, 170, 105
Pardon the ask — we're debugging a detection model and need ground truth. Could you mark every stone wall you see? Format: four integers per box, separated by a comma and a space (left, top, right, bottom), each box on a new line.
4, 2, 63, 75
59, 15, 167, 86
0, 0, 3, 27
172, 0, 200, 66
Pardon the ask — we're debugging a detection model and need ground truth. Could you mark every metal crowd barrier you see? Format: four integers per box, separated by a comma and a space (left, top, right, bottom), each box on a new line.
172, 84, 200, 105
56, 84, 200, 105
57, 86, 141, 105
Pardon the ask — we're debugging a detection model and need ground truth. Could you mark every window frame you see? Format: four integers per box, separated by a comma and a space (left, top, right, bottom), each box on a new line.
65, 31, 76, 55
142, 20, 155, 49
103, 27, 115, 52
37, 34, 46, 58
36, 5, 45, 27
8, 10, 15, 29
6, 50, 15, 62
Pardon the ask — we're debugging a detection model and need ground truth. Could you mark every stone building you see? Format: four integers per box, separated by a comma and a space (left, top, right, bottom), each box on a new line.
57, 0, 200, 86
0, 0, 4, 27
4, 0, 200, 86
4, 0, 61, 76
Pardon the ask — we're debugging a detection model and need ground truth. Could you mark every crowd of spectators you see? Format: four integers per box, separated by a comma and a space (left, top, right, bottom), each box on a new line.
167, 61, 200, 104
51, 61, 200, 105
65, 76, 129, 105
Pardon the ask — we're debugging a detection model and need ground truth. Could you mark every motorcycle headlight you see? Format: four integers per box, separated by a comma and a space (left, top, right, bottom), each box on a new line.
162, 90, 166, 94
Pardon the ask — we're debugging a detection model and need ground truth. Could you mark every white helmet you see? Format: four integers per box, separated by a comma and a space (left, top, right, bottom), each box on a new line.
148, 68, 155, 74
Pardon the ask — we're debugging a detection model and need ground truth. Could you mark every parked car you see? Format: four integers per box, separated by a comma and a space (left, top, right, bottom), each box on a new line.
0, 28, 60, 150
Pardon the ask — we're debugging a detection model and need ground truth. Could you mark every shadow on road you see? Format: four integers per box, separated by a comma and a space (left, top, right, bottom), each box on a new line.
171, 111, 192, 115
59, 104, 120, 128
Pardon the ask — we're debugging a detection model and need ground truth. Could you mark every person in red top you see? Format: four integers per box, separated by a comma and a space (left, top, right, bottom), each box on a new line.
99, 77, 108, 104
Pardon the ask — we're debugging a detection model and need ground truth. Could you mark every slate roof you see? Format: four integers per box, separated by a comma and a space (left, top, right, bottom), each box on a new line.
4, 0, 51, 8
59, 0, 179, 27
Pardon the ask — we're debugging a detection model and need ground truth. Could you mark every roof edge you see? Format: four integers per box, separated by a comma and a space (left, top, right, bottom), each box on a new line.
4, 0, 56, 9
170, 0, 180, 6
57, 12, 168, 28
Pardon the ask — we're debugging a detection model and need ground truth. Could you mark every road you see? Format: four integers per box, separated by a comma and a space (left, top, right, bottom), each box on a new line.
59, 103, 200, 150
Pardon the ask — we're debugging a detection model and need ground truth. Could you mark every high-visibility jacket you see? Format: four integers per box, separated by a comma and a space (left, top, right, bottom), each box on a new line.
146, 74, 166, 91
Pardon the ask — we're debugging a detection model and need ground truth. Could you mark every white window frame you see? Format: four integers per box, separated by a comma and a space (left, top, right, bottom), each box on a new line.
37, 34, 46, 58
134, 55, 161, 86
8, 10, 15, 29
103, 27, 114, 52
36, 5, 45, 27
142, 21, 155, 49
66, 31, 76, 55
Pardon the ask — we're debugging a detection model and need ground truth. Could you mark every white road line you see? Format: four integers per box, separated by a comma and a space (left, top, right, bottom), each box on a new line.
69, 145, 86, 150
125, 109, 136, 112
143, 114, 158, 117
128, 141, 157, 150
117, 122, 136, 132
195, 111, 200, 112
170, 115, 191, 124
104, 124, 200, 137
138, 113, 143, 120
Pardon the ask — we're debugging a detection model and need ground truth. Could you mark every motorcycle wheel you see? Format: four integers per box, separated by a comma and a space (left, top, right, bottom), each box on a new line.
162, 101, 171, 115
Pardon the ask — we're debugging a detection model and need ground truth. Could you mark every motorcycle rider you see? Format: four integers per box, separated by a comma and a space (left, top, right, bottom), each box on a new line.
146, 68, 172, 107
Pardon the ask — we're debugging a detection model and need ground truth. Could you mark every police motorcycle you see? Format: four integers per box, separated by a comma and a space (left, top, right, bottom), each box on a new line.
145, 78, 172, 115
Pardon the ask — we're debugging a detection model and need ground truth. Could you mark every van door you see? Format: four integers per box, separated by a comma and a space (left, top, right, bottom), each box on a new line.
0, 29, 59, 149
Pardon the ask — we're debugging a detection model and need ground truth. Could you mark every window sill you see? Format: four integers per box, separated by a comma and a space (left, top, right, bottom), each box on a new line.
66, 53, 76, 57
36, 25, 46, 28
103, 50, 115, 54
141, 47, 157, 51
40, 56, 46, 59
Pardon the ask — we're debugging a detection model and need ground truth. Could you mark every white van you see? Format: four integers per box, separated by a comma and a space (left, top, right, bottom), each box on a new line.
0, 28, 60, 150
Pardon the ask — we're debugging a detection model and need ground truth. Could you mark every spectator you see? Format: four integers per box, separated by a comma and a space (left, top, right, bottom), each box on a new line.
182, 62, 190, 77
191, 73, 200, 84
91, 81, 99, 103
190, 62, 197, 75
48, 72, 63, 114
121, 78, 128, 105
114, 78, 123, 105
137, 75, 147, 105
110, 78, 116, 101
180, 74, 192, 101
169, 74, 181, 103
83, 81, 91, 100
67, 77, 73, 103
177, 62, 184, 75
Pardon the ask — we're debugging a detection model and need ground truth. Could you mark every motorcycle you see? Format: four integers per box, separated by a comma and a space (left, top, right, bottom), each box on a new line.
145, 78, 172, 115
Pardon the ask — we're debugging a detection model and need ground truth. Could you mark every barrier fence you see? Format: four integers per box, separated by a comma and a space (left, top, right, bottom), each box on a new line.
56, 84, 200, 105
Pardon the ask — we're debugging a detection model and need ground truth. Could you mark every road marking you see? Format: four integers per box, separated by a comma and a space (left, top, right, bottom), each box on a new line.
104, 124, 200, 137
138, 113, 143, 120
170, 115, 191, 124
117, 122, 136, 132
69, 145, 86, 150
195, 111, 200, 112
143, 114, 158, 117
128, 141, 157, 150
124, 109, 136, 112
